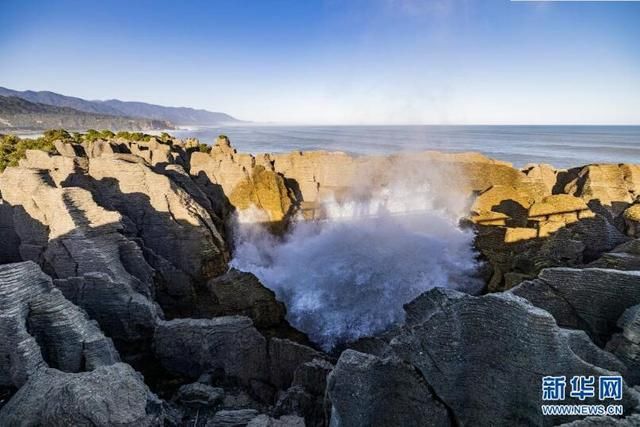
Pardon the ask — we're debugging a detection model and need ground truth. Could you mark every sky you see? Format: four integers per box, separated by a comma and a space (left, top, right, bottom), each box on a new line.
0, 0, 639, 125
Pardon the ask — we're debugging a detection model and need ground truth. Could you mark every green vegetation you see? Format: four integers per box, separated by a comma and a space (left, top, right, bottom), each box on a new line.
115, 131, 153, 142
198, 143, 210, 153
0, 132, 60, 171
0, 129, 192, 172
84, 129, 116, 142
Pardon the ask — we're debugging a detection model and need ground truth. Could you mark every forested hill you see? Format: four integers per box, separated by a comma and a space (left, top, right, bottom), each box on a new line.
0, 87, 240, 126
0, 95, 172, 131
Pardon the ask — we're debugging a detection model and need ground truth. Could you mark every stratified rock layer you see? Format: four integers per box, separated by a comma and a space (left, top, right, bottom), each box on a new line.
0, 261, 118, 388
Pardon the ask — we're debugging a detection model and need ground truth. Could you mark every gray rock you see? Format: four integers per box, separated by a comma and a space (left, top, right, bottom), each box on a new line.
0, 363, 165, 426
247, 414, 305, 427
207, 409, 260, 427
175, 382, 224, 407
196, 269, 287, 330
292, 358, 334, 396
154, 316, 268, 385
589, 239, 640, 271
390, 289, 639, 426
607, 305, 640, 386
511, 268, 640, 345
0, 197, 20, 264
269, 338, 327, 390
327, 350, 450, 427
0, 261, 118, 388
88, 156, 227, 284
559, 414, 640, 426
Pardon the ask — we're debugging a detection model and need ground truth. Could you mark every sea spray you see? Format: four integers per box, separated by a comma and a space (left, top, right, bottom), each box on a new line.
231, 169, 483, 351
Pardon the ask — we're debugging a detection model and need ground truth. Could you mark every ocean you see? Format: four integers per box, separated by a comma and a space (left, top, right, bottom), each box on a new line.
172, 125, 640, 169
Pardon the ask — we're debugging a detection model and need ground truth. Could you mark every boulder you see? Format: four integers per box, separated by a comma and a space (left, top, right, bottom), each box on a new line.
606, 305, 640, 386
153, 316, 268, 385
0, 363, 165, 426
327, 350, 450, 427
511, 268, 640, 346
0, 261, 119, 388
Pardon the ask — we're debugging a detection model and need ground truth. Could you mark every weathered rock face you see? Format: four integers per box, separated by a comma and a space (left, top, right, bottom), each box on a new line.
194, 269, 286, 329
0, 363, 165, 426
0, 261, 119, 388
191, 136, 294, 225
0, 165, 161, 350
475, 215, 629, 291
606, 305, 640, 386
153, 316, 269, 385
88, 156, 227, 283
327, 350, 450, 427
511, 267, 640, 346
565, 164, 640, 207
589, 239, 640, 271
387, 289, 639, 426
0, 197, 20, 264
623, 204, 640, 237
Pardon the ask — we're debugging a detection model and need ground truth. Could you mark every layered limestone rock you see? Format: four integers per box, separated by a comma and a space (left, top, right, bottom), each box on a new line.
623, 204, 640, 237
528, 194, 595, 237
588, 239, 640, 271
511, 268, 640, 346
0, 196, 20, 264
327, 350, 450, 427
606, 305, 640, 386
0, 261, 119, 388
522, 163, 558, 195
192, 269, 304, 341
190, 136, 294, 224
0, 166, 161, 349
0, 363, 166, 426
565, 164, 640, 207
153, 316, 269, 385
88, 155, 227, 282
391, 289, 638, 426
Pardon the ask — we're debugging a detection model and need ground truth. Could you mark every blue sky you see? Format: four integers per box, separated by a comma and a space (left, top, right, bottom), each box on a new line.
1, 0, 639, 124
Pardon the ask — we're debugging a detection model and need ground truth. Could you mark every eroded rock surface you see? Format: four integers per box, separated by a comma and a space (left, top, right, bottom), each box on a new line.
0, 363, 165, 426
0, 261, 118, 388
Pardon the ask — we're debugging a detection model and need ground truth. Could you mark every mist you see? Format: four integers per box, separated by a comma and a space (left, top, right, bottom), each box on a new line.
231, 161, 483, 351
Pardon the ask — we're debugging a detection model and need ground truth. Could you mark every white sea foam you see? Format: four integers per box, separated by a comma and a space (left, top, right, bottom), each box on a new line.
231, 166, 483, 351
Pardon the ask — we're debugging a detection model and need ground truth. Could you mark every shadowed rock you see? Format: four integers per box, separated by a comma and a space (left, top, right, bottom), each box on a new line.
511, 267, 640, 346
0, 261, 118, 388
327, 349, 450, 427
153, 316, 268, 385
606, 305, 640, 386
0, 363, 165, 426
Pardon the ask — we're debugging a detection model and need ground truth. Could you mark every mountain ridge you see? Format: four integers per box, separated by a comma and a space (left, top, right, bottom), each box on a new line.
0, 87, 240, 126
0, 95, 172, 131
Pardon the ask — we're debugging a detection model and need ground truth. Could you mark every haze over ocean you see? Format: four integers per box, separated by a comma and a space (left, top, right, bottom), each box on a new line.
173, 125, 640, 169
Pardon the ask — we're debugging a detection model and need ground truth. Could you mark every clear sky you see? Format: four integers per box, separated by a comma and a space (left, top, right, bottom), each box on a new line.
1, 0, 639, 124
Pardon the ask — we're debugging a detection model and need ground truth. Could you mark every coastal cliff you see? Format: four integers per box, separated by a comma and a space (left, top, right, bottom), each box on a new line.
1, 132, 639, 426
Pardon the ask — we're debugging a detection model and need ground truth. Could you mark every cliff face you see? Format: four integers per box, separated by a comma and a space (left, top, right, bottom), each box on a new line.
1, 133, 640, 426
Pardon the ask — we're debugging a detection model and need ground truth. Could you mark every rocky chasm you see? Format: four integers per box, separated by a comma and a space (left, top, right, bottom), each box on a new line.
0, 134, 640, 426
